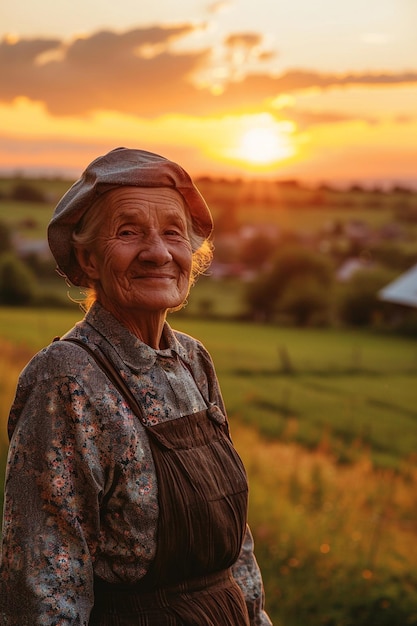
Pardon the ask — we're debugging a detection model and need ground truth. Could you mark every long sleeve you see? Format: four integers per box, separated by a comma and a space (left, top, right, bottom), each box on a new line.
232, 526, 272, 625
0, 362, 104, 625
0, 333, 162, 624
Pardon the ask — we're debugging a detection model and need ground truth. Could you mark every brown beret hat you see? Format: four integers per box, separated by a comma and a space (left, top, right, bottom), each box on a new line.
47, 147, 213, 287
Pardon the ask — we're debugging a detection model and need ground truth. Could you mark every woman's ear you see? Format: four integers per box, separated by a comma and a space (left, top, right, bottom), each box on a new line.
74, 246, 100, 280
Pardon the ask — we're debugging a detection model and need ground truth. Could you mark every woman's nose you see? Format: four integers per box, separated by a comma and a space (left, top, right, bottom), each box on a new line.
138, 233, 173, 264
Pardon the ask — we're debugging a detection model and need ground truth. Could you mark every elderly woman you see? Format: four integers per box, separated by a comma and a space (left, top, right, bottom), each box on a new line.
0, 148, 272, 625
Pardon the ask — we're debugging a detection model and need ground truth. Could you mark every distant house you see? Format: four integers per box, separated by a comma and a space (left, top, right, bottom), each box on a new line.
13, 235, 51, 260
239, 224, 280, 240
378, 264, 417, 308
344, 220, 371, 242
336, 257, 374, 282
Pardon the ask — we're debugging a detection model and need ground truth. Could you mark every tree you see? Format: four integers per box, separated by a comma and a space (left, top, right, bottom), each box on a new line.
0, 253, 37, 305
278, 276, 332, 326
245, 244, 334, 325
0, 221, 12, 254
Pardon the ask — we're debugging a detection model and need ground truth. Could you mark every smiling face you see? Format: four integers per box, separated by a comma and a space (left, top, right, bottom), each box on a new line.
76, 186, 193, 331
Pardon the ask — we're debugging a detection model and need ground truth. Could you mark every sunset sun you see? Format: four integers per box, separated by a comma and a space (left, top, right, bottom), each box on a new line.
240, 128, 280, 163
236, 122, 296, 167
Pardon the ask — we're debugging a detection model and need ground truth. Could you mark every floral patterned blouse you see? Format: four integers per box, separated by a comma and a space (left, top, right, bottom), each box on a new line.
0, 302, 271, 626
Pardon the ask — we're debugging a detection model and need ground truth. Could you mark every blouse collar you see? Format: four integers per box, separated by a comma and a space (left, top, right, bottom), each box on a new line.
82, 301, 190, 373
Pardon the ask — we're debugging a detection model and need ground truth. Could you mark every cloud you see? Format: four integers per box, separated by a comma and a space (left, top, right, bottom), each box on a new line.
206, 0, 234, 14
215, 69, 417, 115
242, 68, 417, 93
224, 32, 263, 49
1, 26, 416, 120
222, 31, 276, 75
0, 26, 211, 116
275, 108, 378, 129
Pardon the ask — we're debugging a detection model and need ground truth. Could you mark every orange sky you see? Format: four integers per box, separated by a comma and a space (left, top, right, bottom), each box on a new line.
0, 0, 416, 187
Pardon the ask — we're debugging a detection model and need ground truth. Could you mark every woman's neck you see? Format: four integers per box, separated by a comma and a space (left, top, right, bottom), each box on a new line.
99, 300, 167, 349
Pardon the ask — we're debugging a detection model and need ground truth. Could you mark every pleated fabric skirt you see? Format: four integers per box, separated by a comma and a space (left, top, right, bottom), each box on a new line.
89, 569, 250, 625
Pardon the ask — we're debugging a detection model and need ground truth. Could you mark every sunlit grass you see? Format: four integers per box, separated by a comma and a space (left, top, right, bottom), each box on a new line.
233, 424, 417, 624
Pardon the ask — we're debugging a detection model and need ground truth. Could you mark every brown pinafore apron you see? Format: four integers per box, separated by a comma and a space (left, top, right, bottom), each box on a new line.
65, 340, 250, 626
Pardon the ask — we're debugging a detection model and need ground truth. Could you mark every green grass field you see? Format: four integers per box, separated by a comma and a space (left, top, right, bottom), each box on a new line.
0, 201, 55, 240
0, 306, 415, 467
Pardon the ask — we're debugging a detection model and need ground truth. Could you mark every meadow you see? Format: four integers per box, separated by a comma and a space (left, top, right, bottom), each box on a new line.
0, 306, 416, 625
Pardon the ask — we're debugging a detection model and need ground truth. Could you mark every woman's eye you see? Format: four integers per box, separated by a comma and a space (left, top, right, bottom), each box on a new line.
166, 227, 186, 238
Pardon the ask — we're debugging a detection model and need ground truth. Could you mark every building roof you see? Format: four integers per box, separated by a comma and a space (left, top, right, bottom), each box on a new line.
378, 264, 417, 308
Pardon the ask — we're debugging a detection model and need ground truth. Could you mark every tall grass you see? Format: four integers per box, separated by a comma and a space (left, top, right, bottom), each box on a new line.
234, 425, 417, 625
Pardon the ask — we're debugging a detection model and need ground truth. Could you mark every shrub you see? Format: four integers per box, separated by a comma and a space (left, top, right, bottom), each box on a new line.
278, 276, 333, 326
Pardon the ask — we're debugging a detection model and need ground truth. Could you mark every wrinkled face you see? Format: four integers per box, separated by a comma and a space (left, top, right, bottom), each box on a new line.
78, 186, 193, 319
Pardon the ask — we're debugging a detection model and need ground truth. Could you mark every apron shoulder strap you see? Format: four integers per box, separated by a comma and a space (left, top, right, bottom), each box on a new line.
61, 337, 146, 422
